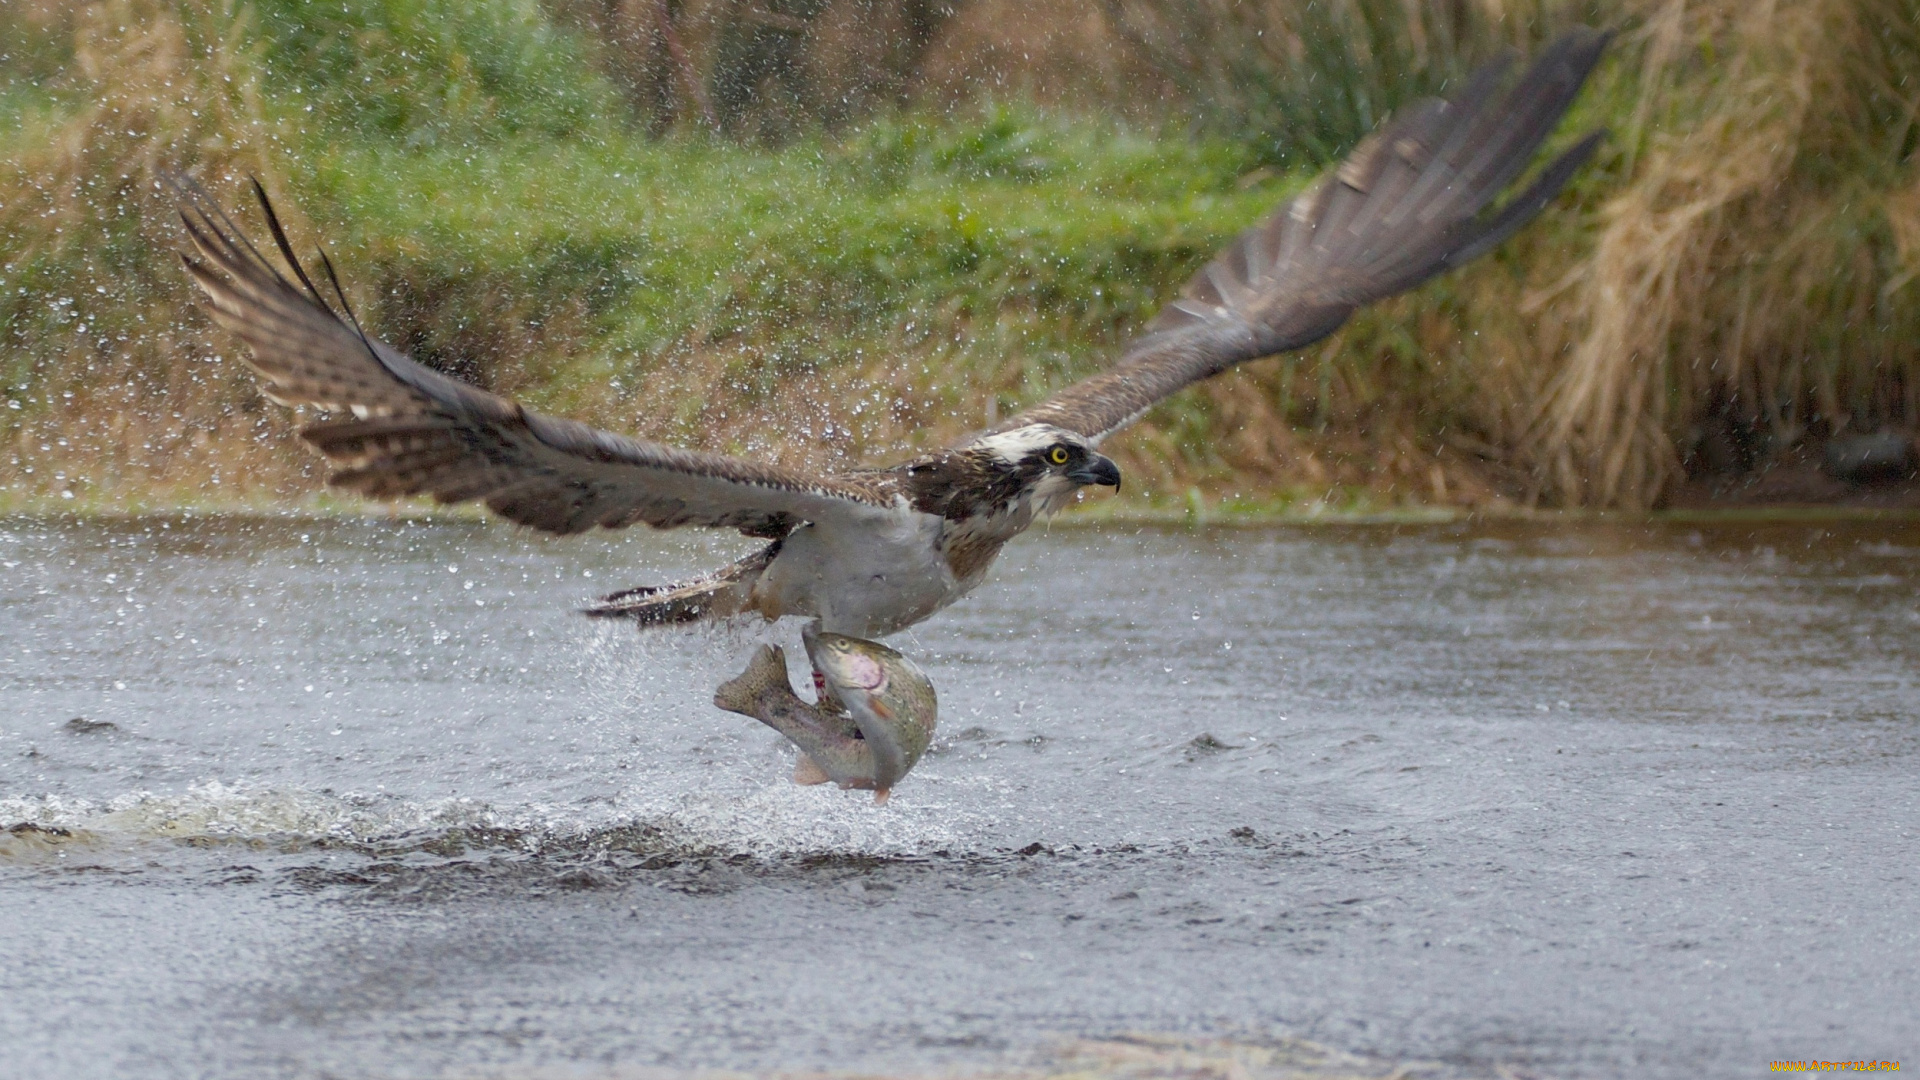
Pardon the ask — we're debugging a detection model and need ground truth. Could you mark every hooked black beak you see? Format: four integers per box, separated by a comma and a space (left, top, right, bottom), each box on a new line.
1069, 453, 1122, 491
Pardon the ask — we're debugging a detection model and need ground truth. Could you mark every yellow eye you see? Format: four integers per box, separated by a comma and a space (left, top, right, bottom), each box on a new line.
1048, 446, 1070, 465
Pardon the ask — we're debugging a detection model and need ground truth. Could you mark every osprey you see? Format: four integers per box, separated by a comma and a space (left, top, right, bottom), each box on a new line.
172, 31, 1605, 704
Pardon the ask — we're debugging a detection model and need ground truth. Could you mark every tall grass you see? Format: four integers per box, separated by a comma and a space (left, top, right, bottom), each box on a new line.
3, 0, 1919, 512
1102, 0, 1595, 166
1532, 0, 1920, 506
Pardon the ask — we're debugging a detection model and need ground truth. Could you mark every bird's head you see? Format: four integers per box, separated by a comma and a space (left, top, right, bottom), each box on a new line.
966, 424, 1122, 515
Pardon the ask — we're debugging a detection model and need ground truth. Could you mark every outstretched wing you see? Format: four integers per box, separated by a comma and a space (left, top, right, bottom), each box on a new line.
999, 28, 1609, 443
172, 178, 896, 538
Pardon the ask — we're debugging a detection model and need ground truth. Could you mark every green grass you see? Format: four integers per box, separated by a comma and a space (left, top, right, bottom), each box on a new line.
6, 0, 1916, 514
250, 0, 616, 143
0, 0, 1613, 511
305, 111, 1278, 420
0, 0, 1309, 505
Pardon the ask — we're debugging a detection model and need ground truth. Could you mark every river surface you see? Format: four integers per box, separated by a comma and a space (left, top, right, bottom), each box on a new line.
2, 514, 1915, 1079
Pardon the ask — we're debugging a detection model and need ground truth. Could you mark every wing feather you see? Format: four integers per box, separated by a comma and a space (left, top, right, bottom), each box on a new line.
170, 176, 896, 538
996, 28, 1609, 444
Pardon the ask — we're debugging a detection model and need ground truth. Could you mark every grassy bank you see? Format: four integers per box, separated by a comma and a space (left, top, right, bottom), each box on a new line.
3, 0, 1918, 515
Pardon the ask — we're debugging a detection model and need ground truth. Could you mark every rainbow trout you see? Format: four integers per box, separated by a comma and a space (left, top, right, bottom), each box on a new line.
712, 632, 938, 804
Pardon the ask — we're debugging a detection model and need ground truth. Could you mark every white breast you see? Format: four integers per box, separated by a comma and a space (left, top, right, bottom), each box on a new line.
752, 502, 961, 638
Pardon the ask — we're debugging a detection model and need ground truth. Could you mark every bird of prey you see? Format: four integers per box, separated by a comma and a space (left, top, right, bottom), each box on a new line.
173, 30, 1605, 713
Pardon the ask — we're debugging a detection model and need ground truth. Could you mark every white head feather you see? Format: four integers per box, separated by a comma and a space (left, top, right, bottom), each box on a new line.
968, 424, 1086, 465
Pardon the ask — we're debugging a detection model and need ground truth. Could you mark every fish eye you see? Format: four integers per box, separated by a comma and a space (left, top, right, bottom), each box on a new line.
1048, 445, 1070, 465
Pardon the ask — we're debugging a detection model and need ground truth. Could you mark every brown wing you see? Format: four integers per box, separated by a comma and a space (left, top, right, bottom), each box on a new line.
171, 177, 897, 538
998, 28, 1609, 443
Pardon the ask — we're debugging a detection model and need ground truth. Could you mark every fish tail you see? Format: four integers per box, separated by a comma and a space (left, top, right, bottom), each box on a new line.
716, 643, 881, 790
712, 644, 792, 715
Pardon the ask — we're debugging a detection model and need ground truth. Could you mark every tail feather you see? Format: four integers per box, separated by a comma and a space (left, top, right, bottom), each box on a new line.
583, 541, 778, 627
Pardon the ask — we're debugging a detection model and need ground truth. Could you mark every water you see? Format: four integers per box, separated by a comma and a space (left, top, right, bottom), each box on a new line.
2, 514, 1915, 1079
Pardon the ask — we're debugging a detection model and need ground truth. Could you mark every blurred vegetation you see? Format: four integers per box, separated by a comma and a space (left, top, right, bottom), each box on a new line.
3, 0, 1919, 513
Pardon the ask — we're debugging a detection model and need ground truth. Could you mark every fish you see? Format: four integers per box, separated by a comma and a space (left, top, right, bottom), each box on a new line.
712, 632, 938, 804
806, 630, 939, 796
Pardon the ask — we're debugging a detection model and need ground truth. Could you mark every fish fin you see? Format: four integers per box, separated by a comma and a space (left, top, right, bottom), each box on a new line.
792, 753, 831, 786
873, 787, 892, 806
713, 644, 790, 716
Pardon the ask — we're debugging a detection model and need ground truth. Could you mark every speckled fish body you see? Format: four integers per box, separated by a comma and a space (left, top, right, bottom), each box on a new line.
713, 644, 876, 788
804, 631, 938, 797
711, 634, 938, 803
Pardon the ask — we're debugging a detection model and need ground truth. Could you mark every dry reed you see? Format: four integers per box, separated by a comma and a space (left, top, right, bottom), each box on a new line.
1529, 0, 1920, 506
